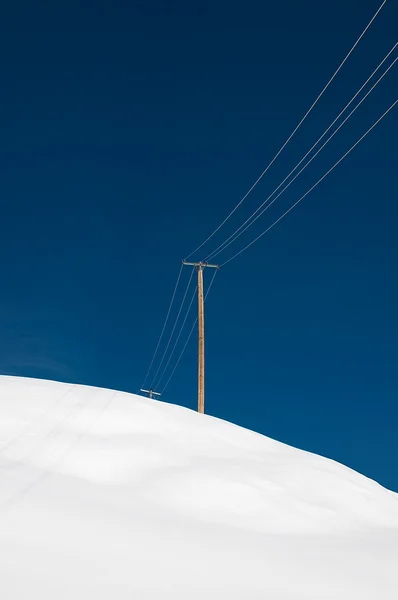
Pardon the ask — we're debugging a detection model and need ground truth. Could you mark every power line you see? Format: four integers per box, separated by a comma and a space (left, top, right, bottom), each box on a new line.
206, 50, 398, 261
154, 283, 198, 390
140, 262, 183, 389
221, 97, 398, 267
150, 266, 195, 388
184, 0, 388, 260
205, 42, 398, 261
161, 269, 218, 395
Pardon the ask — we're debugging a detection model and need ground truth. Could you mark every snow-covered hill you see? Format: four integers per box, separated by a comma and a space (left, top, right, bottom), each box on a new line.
0, 376, 397, 599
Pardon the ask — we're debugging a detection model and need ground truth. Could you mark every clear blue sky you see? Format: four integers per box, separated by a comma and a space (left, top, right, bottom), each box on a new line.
1, 1, 397, 491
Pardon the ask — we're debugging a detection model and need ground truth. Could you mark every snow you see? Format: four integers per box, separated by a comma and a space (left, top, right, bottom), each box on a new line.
0, 375, 397, 599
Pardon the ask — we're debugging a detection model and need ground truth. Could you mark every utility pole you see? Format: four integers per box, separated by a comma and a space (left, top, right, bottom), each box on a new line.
182, 261, 219, 414
140, 388, 161, 400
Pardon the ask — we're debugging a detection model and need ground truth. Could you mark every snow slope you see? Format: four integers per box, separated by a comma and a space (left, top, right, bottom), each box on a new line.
0, 376, 397, 599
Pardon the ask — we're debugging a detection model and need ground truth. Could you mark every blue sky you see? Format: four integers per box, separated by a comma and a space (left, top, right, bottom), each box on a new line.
0, 0, 397, 492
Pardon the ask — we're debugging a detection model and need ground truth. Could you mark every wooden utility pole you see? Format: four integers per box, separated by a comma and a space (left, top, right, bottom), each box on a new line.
197, 265, 205, 414
182, 261, 219, 414
140, 388, 161, 400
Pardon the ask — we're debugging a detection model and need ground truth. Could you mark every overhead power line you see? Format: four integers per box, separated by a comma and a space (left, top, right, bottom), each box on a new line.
150, 267, 195, 388
140, 262, 183, 390
161, 269, 218, 395
184, 0, 388, 260
221, 97, 398, 267
154, 283, 198, 390
206, 49, 398, 261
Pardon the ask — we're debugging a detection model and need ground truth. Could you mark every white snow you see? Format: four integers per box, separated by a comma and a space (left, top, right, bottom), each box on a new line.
0, 375, 397, 599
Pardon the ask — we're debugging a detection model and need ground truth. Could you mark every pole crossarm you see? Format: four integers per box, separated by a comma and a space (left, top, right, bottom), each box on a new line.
140, 388, 161, 399
182, 260, 219, 269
